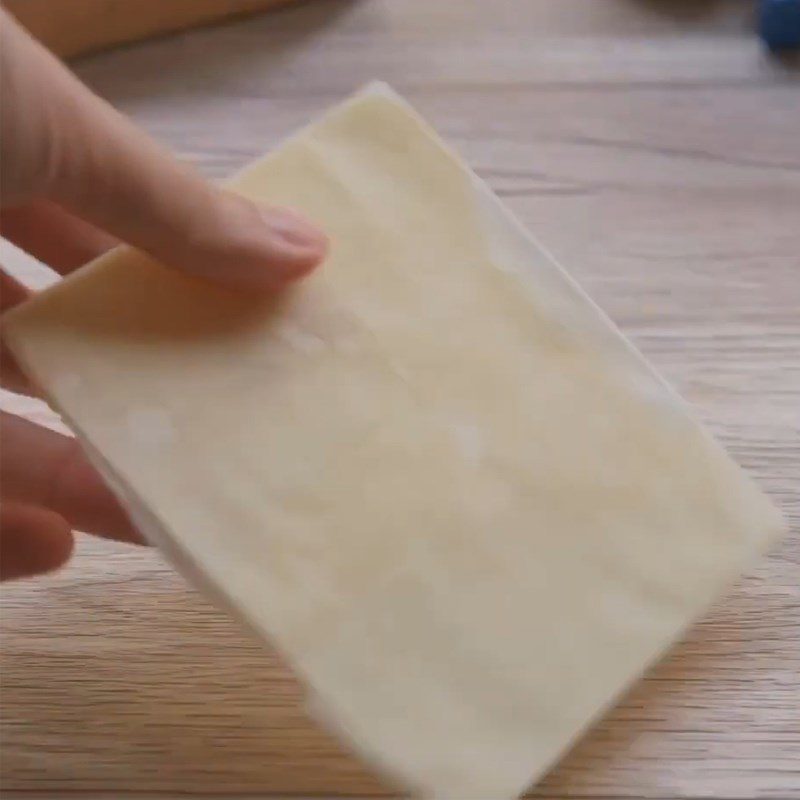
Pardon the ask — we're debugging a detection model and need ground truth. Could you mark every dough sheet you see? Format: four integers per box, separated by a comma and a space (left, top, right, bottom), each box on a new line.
4, 84, 784, 798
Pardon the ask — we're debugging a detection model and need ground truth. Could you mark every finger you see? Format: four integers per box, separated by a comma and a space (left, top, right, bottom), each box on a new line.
1, 12, 327, 289
1, 268, 37, 394
0, 411, 142, 544
0, 268, 30, 312
0, 201, 117, 274
0, 502, 74, 581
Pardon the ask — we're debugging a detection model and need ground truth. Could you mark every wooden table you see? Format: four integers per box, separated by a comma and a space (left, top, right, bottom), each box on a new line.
1, 1, 798, 798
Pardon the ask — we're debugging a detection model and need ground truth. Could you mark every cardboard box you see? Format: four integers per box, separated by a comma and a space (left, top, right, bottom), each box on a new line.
5, 0, 298, 57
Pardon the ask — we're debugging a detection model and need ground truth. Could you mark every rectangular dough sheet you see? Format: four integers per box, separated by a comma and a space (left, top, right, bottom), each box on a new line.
4, 84, 785, 798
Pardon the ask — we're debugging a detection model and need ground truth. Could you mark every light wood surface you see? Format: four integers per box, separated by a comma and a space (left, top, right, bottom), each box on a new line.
1, 1, 798, 798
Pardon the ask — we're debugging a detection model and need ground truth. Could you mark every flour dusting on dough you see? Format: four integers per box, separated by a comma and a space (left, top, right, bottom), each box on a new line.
276, 322, 327, 354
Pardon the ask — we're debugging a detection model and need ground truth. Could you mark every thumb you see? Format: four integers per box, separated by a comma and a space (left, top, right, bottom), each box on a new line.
0, 502, 74, 581
0, 10, 327, 288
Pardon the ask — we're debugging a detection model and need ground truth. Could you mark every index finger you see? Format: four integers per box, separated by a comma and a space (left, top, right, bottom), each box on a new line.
2, 10, 327, 289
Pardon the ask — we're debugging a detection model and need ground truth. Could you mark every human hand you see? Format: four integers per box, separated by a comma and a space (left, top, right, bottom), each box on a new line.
0, 8, 328, 580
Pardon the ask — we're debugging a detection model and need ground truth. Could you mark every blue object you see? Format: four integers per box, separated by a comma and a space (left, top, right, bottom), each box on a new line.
759, 0, 800, 50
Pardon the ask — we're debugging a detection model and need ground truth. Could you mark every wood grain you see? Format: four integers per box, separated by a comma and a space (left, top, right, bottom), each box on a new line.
1, 1, 798, 798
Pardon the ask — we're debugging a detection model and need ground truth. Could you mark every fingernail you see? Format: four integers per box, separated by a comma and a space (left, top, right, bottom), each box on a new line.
261, 206, 328, 253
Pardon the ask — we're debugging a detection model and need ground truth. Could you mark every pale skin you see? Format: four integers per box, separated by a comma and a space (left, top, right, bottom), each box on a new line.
0, 9, 328, 581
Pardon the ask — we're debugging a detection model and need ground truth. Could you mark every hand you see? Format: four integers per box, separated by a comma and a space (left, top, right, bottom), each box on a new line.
0, 9, 328, 580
